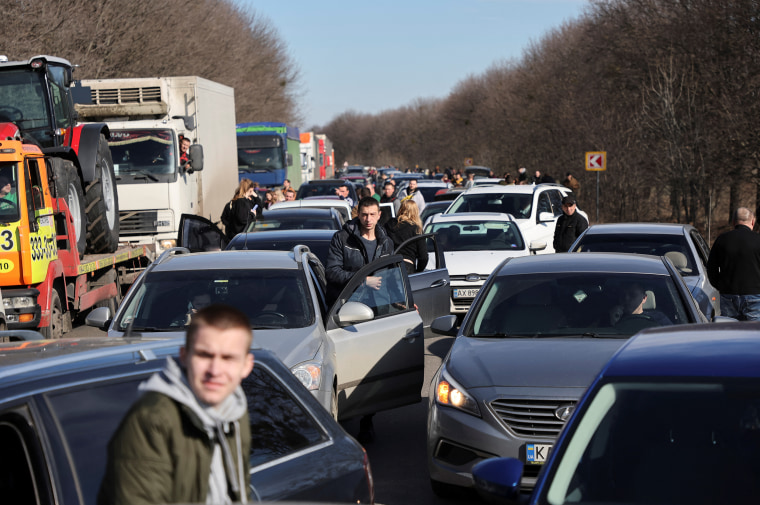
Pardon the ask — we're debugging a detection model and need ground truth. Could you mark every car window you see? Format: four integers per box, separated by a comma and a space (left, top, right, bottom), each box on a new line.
116, 269, 315, 330
346, 262, 411, 317
0, 411, 41, 504
547, 190, 564, 217
469, 272, 692, 337
253, 215, 338, 231
244, 363, 327, 468
573, 234, 698, 276
448, 193, 532, 219
690, 229, 711, 265
536, 192, 553, 218
427, 221, 525, 252
47, 376, 148, 505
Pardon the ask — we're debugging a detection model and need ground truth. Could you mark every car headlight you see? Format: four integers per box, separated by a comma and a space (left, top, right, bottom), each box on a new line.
4, 296, 35, 309
292, 362, 322, 391
435, 368, 481, 417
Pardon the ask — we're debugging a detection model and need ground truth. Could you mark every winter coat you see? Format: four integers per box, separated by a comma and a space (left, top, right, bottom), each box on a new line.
98, 358, 251, 505
553, 211, 588, 252
226, 197, 255, 240
384, 218, 428, 274
325, 218, 394, 303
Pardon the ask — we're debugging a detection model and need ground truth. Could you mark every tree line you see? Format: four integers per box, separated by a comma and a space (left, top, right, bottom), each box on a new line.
1, 0, 301, 125
322, 0, 760, 232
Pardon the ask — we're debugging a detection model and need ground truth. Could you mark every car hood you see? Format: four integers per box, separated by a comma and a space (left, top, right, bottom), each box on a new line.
444, 250, 527, 276
446, 336, 627, 389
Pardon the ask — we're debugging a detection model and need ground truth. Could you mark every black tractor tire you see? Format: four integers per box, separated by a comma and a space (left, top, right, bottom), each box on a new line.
41, 289, 71, 339
51, 158, 87, 256
85, 134, 119, 254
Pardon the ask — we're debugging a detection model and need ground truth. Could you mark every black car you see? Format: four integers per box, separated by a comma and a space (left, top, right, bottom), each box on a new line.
228, 228, 336, 265
0, 335, 373, 504
297, 179, 359, 203
253, 207, 344, 232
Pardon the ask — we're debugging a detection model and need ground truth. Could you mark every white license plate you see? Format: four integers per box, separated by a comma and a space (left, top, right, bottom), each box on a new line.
453, 288, 479, 299
526, 443, 552, 464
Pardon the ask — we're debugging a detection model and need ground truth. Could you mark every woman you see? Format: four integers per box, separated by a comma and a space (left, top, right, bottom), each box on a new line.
223, 179, 257, 240
383, 199, 428, 274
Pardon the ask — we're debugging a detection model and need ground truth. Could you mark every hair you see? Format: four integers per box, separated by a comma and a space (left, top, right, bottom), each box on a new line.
358, 196, 380, 211
186, 304, 253, 350
734, 207, 755, 224
397, 199, 422, 232
272, 189, 285, 202
358, 186, 372, 199
285, 187, 296, 197
232, 179, 254, 201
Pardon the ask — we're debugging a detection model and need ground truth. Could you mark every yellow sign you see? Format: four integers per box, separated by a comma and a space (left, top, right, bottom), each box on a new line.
0, 258, 14, 273
464, 158, 474, 166
586, 152, 607, 171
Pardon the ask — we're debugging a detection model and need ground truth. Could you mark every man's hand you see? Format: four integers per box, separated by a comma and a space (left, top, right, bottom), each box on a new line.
365, 276, 382, 290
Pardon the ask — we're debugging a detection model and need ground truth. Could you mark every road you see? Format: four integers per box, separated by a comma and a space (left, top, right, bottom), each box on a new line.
69, 323, 485, 505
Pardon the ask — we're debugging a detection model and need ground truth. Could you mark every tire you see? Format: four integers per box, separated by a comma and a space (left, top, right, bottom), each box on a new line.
41, 289, 71, 339
51, 158, 86, 256
85, 134, 119, 254
330, 387, 339, 421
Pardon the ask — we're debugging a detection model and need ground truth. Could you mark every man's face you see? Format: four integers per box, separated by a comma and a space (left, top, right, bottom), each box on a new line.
562, 202, 576, 216
180, 325, 253, 407
408, 180, 418, 192
358, 204, 380, 233
384, 184, 394, 197
620, 287, 646, 314
285, 191, 296, 201
180, 139, 191, 154
337, 186, 349, 198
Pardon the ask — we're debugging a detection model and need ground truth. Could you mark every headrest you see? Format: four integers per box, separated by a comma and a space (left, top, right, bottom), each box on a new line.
643, 290, 656, 310
664, 251, 692, 274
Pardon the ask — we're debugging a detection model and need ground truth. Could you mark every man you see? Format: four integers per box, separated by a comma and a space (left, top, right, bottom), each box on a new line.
379, 181, 399, 226
284, 188, 296, 201
562, 172, 581, 197
99, 304, 254, 505
707, 207, 760, 320
0, 173, 17, 210
282, 179, 291, 192
179, 135, 192, 171
464, 172, 476, 189
553, 195, 588, 252
400, 179, 426, 212
335, 183, 355, 208
325, 197, 394, 442
609, 283, 670, 328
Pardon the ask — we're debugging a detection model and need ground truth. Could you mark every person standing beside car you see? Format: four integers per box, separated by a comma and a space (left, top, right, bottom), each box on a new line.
98, 304, 255, 505
707, 207, 760, 320
553, 195, 588, 253
221, 179, 260, 240
384, 199, 428, 275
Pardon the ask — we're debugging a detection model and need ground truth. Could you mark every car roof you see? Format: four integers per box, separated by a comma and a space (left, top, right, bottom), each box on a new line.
581, 223, 691, 236
602, 321, 760, 379
429, 212, 515, 223
260, 207, 337, 218
496, 252, 670, 276
153, 250, 300, 272
460, 183, 567, 196
230, 229, 336, 244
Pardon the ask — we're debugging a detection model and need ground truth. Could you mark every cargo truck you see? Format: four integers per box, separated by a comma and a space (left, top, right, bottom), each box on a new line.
237, 122, 300, 188
300, 131, 335, 182
75, 76, 238, 259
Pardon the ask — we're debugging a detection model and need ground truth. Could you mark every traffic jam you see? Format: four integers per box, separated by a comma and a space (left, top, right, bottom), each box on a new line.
0, 54, 758, 505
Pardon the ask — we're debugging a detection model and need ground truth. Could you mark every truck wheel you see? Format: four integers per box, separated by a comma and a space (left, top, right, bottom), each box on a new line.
85, 134, 119, 254
42, 289, 71, 339
51, 158, 87, 256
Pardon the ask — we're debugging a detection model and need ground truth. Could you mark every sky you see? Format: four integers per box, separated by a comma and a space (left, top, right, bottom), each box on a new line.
240, 0, 590, 129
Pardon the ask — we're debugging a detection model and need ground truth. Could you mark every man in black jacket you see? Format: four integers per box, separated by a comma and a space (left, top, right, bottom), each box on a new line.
707, 207, 760, 320
553, 195, 588, 252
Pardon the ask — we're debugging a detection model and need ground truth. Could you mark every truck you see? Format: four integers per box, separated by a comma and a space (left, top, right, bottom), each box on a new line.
237, 121, 301, 188
316, 133, 335, 179
300, 131, 335, 182
75, 76, 238, 258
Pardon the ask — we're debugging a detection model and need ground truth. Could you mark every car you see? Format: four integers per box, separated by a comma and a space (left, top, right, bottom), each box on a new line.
228, 228, 337, 265
269, 197, 352, 222
426, 252, 708, 495
395, 179, 452, 203
465, 165, 493, 178
340, 174, 368, 187
569, 222, 720, 318
252, 207, 344, 232
0, 335, 373, 504
470, 177, 504, 187
472, 321, 760, 504
88, 243, 425, 424
443, 183, 586, 254
433, 187, 466, 201
420, 200, 451, 227
296, 178, 359, 204
424, 212, 544, 315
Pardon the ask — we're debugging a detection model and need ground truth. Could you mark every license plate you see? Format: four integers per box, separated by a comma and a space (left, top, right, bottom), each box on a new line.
526, 443, 552, 464
453, 288, 479, 299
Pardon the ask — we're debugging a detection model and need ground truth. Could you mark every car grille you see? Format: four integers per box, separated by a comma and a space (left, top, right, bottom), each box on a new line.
490, 398, 577, 438
119, 210, 158, 235
449, 274, 490, 282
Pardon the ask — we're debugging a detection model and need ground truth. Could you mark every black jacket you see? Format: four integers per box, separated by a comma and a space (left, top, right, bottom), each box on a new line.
553, 212, 588, 252
707, 224, 760, 295
384, 218, 428, 273
325, 218, 394, 303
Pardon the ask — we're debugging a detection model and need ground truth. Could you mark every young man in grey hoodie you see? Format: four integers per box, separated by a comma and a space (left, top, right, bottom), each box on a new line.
99, 304, 254, 505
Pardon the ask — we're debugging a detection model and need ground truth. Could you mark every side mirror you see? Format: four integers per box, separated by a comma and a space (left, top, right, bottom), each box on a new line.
538, 211, 554, 223
431, 315, 458, 336
85, 306, 112, 331
336, 301, 374, 326
286, 152, 294, 167
472, 457, 524, 505
529, 241, 547, 254
188, 144, 204, 172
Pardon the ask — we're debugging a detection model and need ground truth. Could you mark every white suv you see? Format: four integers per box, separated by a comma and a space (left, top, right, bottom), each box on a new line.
443, 184, 586, 254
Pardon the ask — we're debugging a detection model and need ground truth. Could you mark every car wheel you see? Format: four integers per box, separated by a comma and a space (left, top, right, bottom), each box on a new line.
330, 387, 338, 421
85, 134, 119, 253
42, 289, 71, 339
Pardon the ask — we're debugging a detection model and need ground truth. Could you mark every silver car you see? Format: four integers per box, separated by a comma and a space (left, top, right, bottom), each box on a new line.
569, 223, 720, 318
426, 253, 707, 495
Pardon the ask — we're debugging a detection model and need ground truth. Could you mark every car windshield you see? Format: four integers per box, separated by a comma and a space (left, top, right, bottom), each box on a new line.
115, 269, 314, 330
573, 233, 698, 276
447, 193, 533, 219
468, 272, 691, 338
109, 129, 177, 176
253, 214, 338, 231
427, 221, 525, 252
545, 379, 760, 504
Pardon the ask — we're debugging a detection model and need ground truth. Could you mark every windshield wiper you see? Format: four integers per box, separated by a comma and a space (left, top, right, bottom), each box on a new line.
472, 332, 524, 338
123, 326, 178, 332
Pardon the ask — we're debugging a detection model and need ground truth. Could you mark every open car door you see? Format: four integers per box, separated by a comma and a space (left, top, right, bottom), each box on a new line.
326, 254, 424, 421
178, 214, 229, 252
395, 233, 450, 330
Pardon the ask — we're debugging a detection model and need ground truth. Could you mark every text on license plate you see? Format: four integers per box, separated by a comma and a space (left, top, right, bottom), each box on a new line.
526, 443, 552, 464
453, 288, 479, 299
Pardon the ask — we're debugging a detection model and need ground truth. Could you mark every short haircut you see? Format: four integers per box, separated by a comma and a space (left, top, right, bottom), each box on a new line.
358, 196, 380, 211
734, 207, 754, 224
186, 304, 252, 350
285, 188, 296, 196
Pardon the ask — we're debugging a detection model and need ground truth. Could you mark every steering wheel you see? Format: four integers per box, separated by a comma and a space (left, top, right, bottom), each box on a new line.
0, 197, 17, 210
252, 311, 287, 325
0, 106, 22, 121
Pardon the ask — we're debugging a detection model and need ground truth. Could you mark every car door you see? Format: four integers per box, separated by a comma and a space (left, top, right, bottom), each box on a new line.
534, 191, 557, 252
394, 233, 449, 330
178, 213, 229, 252
326, 255, 424, 420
